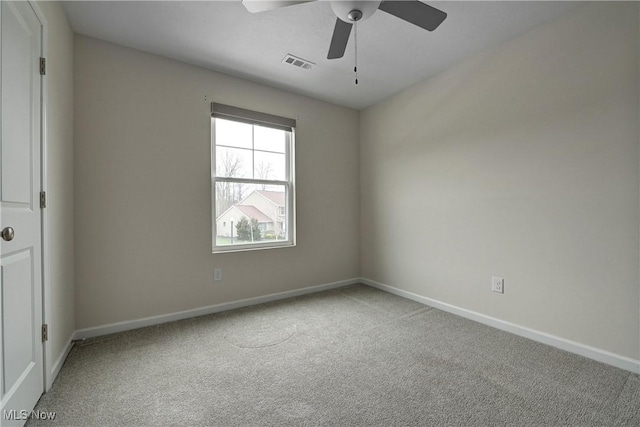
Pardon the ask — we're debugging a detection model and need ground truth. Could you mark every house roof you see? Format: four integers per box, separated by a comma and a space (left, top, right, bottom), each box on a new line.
216, 189, 285, 222
233, 205, 272, 223
257, 190, 285, 207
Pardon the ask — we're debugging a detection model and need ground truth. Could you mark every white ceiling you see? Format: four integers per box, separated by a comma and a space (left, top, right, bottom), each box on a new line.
62, 1, 581, 110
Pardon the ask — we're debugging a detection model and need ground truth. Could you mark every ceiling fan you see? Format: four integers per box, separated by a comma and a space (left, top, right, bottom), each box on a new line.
242, 0, 447, 60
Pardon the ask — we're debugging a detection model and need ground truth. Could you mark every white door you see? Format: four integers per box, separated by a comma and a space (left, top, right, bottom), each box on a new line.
0, 1, 44, 426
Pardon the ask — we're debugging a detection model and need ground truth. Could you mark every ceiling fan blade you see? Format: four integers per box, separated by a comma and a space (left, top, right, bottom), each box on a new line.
242, 0, 315, 13
327, 18, 353, 59
378, 0, 447, 31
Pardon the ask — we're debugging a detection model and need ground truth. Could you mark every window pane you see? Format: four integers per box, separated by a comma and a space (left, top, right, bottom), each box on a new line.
216, 146, 253, 178
254, 125, 286, 153
254, 150, 286, 181
215, 118, 252, 149
214, 181, 252, 218
214, 182, 288, 246
212, 107, 294, 252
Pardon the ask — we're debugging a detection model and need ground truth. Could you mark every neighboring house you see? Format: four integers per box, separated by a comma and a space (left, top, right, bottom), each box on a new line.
216, 190, 286, 238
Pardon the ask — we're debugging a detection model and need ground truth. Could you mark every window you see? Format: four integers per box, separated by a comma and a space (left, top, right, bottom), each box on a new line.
211, 103, 295, 252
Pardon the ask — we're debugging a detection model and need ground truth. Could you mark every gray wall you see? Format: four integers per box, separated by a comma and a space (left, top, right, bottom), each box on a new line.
37, 0, 75, 380
65, 2, 639, 365
74, 36, 360, 329
360, 2, 639, 359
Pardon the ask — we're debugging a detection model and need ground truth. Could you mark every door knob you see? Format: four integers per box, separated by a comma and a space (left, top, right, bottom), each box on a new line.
1, 227, 15, 241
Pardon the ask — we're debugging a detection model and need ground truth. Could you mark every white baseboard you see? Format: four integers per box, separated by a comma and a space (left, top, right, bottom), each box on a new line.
48, 332, 75, 390
70, 276, 639, 374
361, 278, 640, 374
74, 278, 360, 340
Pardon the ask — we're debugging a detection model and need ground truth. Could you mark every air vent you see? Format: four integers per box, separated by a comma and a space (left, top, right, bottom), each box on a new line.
282, 54, 314, 70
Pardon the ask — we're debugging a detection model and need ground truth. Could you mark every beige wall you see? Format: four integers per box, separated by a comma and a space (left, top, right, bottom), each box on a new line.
74, 36, 360, 329
360, 2, 640, 359
36, 0, 75, 378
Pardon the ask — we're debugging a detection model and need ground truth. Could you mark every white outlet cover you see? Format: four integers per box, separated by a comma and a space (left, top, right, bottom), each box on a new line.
214, 268, 223, 282
492, 277, 504, 293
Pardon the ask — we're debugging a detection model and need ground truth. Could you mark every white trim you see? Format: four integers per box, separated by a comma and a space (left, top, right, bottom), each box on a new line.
26, 0, 53, 392
361, 278, 640, 374
70, 277, 639, 374
50, 334, 74, 383
211, 115, 296, 253
74, 278, 360, 340
637, 1, 640, 380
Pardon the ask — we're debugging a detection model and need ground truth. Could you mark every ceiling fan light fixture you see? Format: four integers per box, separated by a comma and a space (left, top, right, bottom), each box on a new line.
347, 10, 363, 22
240, 0, 448, 62
330, 1, 381, 23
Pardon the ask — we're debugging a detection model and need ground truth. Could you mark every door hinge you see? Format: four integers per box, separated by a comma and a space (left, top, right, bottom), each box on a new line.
42, 324, 48, 342
40, 191, 46, 209
40, 57, 46, 75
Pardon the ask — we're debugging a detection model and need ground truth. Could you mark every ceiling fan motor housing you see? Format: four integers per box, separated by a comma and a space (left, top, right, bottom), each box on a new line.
330, 0, 382, 23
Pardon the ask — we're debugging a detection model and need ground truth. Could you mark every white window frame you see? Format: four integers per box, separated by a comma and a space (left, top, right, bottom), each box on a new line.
211, 103, 296, 253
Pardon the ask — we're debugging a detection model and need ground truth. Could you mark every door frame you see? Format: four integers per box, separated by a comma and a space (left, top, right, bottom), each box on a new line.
25, 0, 52, 393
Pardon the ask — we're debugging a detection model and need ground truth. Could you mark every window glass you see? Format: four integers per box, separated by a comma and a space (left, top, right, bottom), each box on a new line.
212, 113, 294, 252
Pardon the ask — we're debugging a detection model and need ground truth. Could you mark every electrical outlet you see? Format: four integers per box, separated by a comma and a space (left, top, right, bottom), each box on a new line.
214, 268, 223, 282
492, 276, 504, 294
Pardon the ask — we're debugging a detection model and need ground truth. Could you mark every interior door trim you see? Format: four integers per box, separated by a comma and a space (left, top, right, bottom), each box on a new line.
25, 0, 52, 393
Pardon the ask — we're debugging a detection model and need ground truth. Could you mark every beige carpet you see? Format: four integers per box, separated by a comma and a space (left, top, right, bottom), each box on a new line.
28, 284, 640, 426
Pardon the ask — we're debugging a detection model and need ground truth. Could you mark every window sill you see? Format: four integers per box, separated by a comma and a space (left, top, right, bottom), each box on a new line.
212, 241, 295, 254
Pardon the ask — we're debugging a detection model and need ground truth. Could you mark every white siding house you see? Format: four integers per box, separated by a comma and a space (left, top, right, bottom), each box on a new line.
215, 190, 286, 238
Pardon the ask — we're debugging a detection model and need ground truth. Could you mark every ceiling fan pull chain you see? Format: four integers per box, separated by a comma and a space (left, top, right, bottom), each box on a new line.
354, 20, 358, 85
